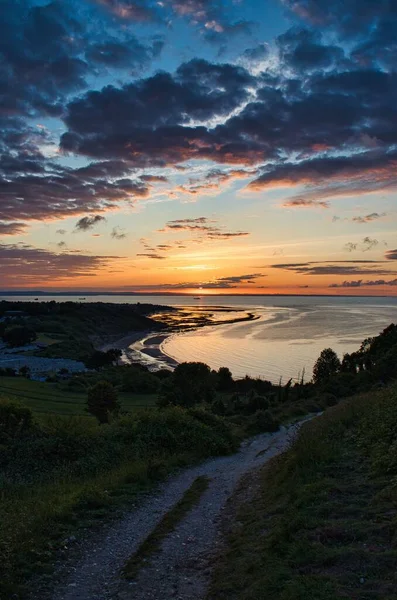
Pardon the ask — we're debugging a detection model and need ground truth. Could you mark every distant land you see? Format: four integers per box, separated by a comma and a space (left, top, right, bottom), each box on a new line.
0, 291, 395, 298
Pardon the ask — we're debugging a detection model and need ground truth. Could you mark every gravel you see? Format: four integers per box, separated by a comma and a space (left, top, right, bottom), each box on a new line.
51, 418, 313, 600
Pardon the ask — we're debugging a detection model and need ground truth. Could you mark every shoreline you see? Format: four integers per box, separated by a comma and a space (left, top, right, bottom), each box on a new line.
95, 308, 262, 372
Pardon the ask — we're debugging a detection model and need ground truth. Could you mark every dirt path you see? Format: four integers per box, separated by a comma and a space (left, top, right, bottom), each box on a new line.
52, 419, 311, 600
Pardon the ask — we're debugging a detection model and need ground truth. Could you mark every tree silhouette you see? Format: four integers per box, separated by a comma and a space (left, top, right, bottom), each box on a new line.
86, 381, 120, 424
313, 348, 341, 384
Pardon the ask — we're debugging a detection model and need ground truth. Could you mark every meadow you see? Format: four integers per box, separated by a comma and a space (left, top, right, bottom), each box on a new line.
0, 377, 157, 415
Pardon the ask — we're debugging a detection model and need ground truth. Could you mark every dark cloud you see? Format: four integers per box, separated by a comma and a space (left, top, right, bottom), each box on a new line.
0, 155, 151, 222
86, 36, 164, 73
385, 249, 397, 260
158, 217, 249, 239
75, 215, 106, 231
91, 0, 158, 21
0, 222, 28, 236
111, 226, 127, 239
283, 198, 329, 208
60, 59, 257, 166
352, 212, 386, 224
136, 252, 166, 259
240, 43, 269, 65
0, 243, 121, 285
362, 236, 379, 251
272, 260, 396, 276
283, 0, 397, 69
123, 272, 265, 290
0, 0, 165, 123
277, 27, 344, 72
330, 279, 397, 288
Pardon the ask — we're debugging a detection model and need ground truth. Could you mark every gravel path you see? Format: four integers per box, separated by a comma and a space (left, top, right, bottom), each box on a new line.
52, 418, 312, 600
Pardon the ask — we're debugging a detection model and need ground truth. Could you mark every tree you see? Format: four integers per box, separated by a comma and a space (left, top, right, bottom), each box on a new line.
86, 381, 120, 424
2, 326, 37, 348
313, 348, 341, 385
217, 367, 233, 391
85, 349, 122, 369
159, 362, 215, 408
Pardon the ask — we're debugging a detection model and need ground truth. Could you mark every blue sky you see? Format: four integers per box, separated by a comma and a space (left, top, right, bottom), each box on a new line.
0, 0, 397, 293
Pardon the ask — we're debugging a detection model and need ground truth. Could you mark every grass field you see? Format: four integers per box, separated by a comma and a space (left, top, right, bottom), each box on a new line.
209, 385, 397, 600
0, 377, 157, 415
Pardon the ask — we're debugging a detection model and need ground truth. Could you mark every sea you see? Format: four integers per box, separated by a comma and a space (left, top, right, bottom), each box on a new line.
3, 295, 397, 383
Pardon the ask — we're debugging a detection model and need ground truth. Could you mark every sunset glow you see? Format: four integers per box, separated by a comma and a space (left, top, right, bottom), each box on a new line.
1, 0, 397, 295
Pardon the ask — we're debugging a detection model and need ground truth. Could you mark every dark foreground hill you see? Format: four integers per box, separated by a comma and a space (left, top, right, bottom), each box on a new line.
209, 385, 397, 600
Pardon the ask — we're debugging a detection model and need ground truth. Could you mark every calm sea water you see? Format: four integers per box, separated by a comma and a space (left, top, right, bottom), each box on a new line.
158, 296, 397, 383
2, 295, 397, 382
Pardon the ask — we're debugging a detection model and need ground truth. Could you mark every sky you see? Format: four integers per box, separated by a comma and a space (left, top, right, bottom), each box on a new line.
1, 0, 397, 295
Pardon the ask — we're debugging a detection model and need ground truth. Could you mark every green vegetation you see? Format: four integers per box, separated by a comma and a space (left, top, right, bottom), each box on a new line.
87, 381, 120, 423
2, 325, 37, 348
0, 300, 168, 361
123, 475, 210, 580
1, 303, 396, 599
0, 377, 157, 415
208, 385, 397, 600
0, 403, 236, 599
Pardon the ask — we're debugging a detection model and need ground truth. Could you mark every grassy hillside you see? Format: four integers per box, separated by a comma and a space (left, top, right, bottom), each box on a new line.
209, 384, 397, 600
0, 377, 156, 415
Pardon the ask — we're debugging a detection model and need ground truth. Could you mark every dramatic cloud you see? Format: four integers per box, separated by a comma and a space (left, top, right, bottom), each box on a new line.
0, 155, 152, 222
93, 0, 254, 43
0, 243, 121, 284
0, 222, 28, 236
75, 215, 106, 231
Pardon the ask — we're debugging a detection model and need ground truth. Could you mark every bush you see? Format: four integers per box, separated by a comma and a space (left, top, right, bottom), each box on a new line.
255, 409, 280, 433
0, 398, 33, 443
122, 366, 160, 393
2, 325, 37, 348
87, 381, 120, 424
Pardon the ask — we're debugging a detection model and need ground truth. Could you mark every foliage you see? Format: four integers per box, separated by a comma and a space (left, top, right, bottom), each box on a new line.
84, 349, 122, 369
87, 381, 120, 424
158, 362, 215, 407
209, 385, 397, 600
2, 325, 37, 348
0, 398, 33, 443
312, 348, 341, 384
216, 367, 234, 391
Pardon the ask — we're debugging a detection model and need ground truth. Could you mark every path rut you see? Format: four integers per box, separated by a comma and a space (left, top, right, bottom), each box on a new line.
52, 419, 311, 600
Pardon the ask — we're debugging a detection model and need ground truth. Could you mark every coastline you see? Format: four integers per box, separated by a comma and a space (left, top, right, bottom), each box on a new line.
97, 329, 178, 371
95, 307, 262, 372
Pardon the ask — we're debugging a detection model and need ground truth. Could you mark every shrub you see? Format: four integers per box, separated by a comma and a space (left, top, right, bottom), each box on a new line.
0, 398, 33, 443
87, 381, 120, 424
122, 366, 160, 393
2, 326, 37, 348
